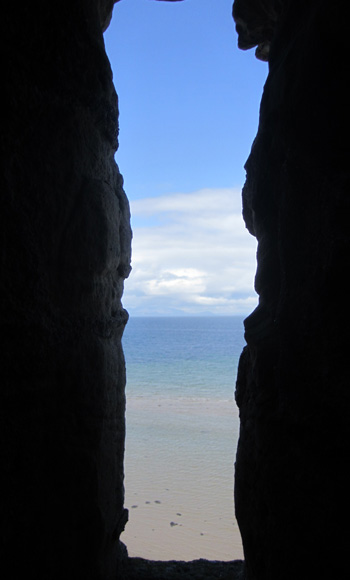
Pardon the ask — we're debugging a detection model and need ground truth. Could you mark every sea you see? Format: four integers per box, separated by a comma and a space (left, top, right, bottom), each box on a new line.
121, 316, 246, 561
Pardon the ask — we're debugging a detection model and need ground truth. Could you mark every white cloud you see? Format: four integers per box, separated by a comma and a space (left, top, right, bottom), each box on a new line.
144, 268, 206, 296
123, 188, 258, 316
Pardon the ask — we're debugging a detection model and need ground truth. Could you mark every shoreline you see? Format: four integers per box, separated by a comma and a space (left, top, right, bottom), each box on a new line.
122, 395, 244, 562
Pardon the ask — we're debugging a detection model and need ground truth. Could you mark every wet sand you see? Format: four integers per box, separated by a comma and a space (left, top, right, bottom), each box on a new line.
121, 397, 244, 561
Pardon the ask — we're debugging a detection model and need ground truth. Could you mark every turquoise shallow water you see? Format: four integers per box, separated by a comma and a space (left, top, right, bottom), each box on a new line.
122, 316, 246, 400
121, 316, 246, 561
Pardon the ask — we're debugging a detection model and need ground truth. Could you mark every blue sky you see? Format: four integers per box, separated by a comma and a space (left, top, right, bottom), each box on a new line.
104, 0, 268, 316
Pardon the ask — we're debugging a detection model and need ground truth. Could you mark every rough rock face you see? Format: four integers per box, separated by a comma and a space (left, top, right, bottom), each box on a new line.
233, 0, 350, 578
124, 558, 244, 580
1, 1, 131, 578
232, 0, 282, 60
3, 0, 349, 578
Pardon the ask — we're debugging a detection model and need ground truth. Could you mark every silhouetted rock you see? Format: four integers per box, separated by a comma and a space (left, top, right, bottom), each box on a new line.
233, 1, 350, 578
1, 1, 131, 578
2, 0, 349, 578
125, 557, 244, 580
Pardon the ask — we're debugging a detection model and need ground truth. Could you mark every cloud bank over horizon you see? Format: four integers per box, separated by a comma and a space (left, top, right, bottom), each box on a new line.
122, 188, 258, 317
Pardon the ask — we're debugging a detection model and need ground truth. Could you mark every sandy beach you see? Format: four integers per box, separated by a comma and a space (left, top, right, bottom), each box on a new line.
121, 396, 244, 561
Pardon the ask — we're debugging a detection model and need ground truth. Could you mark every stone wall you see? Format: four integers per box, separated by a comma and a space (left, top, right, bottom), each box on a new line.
1, 1, 131, 578
233, 0, 350, 578
2, 0, 349, 578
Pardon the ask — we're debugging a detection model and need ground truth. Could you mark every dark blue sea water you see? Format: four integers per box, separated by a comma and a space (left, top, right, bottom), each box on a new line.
121, 316, 246, 561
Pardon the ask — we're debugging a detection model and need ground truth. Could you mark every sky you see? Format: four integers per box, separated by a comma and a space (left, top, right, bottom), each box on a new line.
104, 0, 268, 317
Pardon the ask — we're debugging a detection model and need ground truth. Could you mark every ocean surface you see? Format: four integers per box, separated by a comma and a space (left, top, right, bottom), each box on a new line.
121, 316, 246, 561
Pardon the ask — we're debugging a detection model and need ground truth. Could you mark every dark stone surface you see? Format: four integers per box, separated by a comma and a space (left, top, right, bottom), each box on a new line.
124, 557, 244, 580
233, 1, 350, 578
1, 1, 131, 578
2, 0, 350, 578
232, 0, 283, 60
